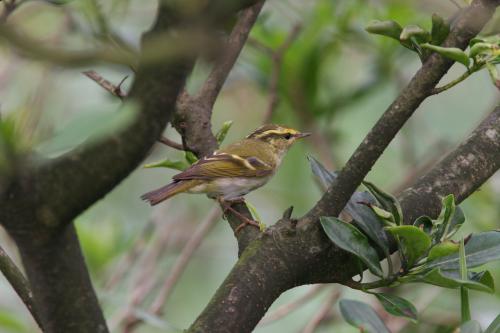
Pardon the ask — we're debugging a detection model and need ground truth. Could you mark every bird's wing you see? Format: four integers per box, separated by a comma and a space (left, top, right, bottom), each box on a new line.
173, 153, 273, 181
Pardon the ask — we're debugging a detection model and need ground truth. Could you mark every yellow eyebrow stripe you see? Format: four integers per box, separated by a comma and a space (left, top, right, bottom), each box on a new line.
253, 129, 298, 139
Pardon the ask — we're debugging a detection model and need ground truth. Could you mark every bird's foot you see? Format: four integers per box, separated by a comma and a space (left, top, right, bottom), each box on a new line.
218, 198, 260, 233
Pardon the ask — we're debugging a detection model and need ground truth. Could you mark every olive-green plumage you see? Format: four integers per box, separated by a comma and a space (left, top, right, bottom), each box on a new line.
141, 124, 309, 205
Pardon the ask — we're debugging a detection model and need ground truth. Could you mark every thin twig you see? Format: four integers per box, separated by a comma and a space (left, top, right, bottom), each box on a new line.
430, 70, 472, 95
300, 289, 340, 333
157, 136, 184, 150
83, 70, 128, 100
0, 244, 43, 330
259, 284, 325, 325
197, 1, 265, 108
122, 206, 221, 332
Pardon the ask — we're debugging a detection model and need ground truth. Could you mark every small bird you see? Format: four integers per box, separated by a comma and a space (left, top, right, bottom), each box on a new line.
141, 124, 310, 230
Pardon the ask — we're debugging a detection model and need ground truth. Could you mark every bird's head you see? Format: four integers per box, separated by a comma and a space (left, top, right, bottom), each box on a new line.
246, 124, 310, 155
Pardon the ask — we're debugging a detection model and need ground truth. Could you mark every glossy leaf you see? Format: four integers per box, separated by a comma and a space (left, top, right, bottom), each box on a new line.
400, 24, 430, 43
470, 42, 494, 58
485, 314, 500, 333
417, 268, 494, 293
347, 193, 391, 256
386, 225, 431, 267
215, 120, 233, 144
184, 151, 198, 164
374, 293, 418, 322
414, 216, 433, 235
308, 158, 391, 255
363, 180, 402, 225
424, 231, 500, 270
446, 206, 466, 238
431, 13, 450, 45
320, 217, 383, 277
143, 159, 188, 171
308, 156, 337, 190
339, 299, 390, 333
421, 43, 470, 67
427, 241, 459, 262
433, 194, 456, 241
365, 20, 402, 40
459, 320, 483, 333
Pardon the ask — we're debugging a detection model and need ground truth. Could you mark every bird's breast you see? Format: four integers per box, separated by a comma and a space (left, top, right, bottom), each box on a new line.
188, 176, 272, 201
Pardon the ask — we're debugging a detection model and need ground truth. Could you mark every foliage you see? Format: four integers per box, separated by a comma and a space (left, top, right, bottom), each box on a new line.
366, 17, 500, 91
310, 157, 500, 332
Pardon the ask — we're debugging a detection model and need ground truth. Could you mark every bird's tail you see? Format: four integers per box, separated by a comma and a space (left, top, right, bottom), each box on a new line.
141, 181, 196, 206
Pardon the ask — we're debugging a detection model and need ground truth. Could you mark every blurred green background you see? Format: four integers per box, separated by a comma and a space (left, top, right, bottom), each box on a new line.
0, 0, 499, 332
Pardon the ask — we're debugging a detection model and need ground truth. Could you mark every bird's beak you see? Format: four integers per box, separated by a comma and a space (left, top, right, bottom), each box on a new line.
294, 132, 311, 139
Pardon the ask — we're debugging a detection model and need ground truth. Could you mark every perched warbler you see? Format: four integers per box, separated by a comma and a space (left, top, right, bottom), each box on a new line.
141, 124, 310, 229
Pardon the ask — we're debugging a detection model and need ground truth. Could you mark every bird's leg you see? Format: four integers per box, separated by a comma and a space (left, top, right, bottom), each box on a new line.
217, 197, 259, 233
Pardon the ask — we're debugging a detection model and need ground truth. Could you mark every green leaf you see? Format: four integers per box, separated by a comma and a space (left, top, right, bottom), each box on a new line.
308, 155, 337, 190
427, 241, 459, 262
400, 24, 431, 43
421, 43, 470, 67
374, 293, 418, 322
143, 159, 188, 171
433, 194, 456, 241
184, 151, 198, 164
416, 268, 494, 293
470, 42, 494, 58
446, 206, 466, 238
369, 204, 393, 221
308, 159, 391, 256
459, 321, 483, 333
365, 20, 402, 41
339, 299, 390, 333
320, 217, 383, 277
363, 180, 403, 225
215, 120, 233, 145
424, 231, 500, 270
485, 314, 500, 333
413, 216, 433, 235
36, 102, 138, 157
307, 159, 391, 256
385, 225, 431, 267
431, 13, 450, 45
347, 193, 391, 256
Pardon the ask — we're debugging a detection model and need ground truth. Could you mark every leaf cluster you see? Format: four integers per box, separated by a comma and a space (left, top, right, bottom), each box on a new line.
309, 157, 500, 332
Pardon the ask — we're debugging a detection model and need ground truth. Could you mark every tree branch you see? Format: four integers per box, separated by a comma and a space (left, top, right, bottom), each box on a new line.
0, 243, 43, 330
187, 1, 500, 331
302, 0, 499, 225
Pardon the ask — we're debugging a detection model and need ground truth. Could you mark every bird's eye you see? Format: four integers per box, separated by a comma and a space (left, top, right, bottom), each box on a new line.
284, 133, 292, 140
